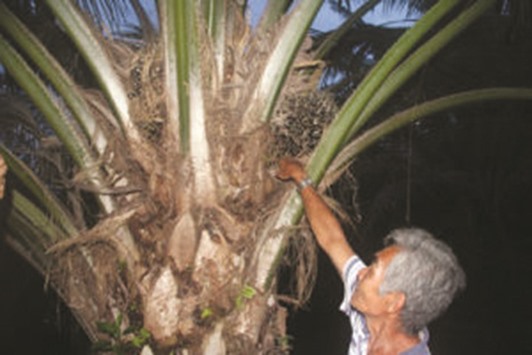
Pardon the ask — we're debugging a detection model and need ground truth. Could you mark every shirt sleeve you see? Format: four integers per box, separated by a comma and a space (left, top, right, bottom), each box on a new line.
339, 255, 367, 315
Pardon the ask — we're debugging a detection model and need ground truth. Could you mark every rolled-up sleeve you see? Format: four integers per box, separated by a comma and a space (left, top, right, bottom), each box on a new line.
339, 255, 370, 355
340, 255, 366, 314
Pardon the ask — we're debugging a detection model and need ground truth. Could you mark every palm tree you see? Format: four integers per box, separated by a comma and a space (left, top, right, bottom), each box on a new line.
0, 0, 531, 353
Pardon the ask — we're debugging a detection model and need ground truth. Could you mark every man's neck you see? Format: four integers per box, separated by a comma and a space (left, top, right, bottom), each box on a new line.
366, 316, 420, 355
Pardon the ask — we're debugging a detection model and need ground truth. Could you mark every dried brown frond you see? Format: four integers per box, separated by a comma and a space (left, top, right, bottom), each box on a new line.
46, 204, 141, 255
48, 239, 135, 342
285, 221, 318, 306
323, 191, 360, 230
0, 95, 41, 136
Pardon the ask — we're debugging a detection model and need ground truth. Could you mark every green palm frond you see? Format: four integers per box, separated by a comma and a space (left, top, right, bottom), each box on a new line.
0, 145, 79, 235
328, 88, 532, 181
0, 2, 109, 155
45, 0, 139, 142
306, 0, 461, 184
241, 0, 324, 132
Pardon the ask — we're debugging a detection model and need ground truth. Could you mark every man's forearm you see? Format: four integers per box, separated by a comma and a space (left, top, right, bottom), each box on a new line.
298, 183, 356, 273
299, 185, 344, 250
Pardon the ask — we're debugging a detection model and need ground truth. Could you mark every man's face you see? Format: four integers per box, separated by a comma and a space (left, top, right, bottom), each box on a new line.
351, 245, 401, 316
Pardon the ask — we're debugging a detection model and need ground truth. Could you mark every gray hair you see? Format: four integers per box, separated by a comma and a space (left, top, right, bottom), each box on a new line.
380, 228, 466, 334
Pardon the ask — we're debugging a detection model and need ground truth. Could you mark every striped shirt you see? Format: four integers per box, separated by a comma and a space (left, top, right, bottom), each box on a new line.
339, 255, 431, 355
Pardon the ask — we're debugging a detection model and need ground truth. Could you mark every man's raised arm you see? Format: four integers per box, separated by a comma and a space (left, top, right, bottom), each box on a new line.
277, 157, 355, 275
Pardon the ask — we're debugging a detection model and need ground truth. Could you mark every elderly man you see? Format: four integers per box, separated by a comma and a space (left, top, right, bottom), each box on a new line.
277, 158, 465, 355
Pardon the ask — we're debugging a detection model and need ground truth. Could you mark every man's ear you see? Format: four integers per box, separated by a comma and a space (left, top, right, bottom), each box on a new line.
385, 291, 406, 314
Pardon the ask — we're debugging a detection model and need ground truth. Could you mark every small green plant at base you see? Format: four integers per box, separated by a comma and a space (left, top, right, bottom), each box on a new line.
93, 313, 150, 354
200, 307, 214, 319
235, 284, 256, 309
276, 334, 293, 352
117, 259, 127, 274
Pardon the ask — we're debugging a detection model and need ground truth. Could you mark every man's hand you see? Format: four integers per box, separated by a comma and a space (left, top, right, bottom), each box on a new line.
0, 155, 7, 199
276, 157, 306, 183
